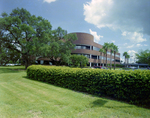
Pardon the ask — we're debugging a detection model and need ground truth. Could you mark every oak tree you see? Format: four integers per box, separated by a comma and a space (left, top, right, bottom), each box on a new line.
0, 8, 52, 69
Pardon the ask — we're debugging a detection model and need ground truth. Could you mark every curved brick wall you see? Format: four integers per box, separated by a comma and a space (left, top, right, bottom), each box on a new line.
71, 32, 120, 65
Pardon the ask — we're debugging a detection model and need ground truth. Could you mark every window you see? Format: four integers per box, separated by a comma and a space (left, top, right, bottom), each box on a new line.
93, 46, 100, 51
115, 59, 120, 62
107, 58, 110, 61
92, 55, 97, 59
83, 54, 90, 58
72, 53, 90, 58
107, 52, 111, 55
103, 57, 106, 60
75, 45, 90, 50
84, 45, 90, 49
75, 45, 81, 49
116, 55, 120, 58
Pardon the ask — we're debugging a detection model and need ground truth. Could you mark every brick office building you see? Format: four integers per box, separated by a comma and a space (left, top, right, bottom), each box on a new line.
71, 32, 120, 67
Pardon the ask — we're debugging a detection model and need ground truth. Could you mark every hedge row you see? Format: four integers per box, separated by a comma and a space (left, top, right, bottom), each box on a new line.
27, 65, 150, 104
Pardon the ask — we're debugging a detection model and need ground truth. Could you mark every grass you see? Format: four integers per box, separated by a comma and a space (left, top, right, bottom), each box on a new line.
0, 66, 150, 118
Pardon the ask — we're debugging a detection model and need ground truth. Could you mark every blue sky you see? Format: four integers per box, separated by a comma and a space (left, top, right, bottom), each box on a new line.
1, 0, 150, 63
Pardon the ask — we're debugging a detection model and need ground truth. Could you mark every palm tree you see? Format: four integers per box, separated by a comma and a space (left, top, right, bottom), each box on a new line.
109, 43, 114, 70
126, 54, 130, 67
99, 48, 104, 67
123, 52, 128, 67
102, 42, 110, 67
113, 45, 119, 70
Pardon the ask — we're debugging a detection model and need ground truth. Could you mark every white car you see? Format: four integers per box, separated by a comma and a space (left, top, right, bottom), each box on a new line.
129, 66, 137, 69
6, 63, 15, 66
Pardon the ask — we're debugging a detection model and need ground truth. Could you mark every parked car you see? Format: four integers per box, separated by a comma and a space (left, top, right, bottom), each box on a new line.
129, 66, 138, 69
6, 63, 15, 66
101, 67, 108, 69
93, 66, 108, 69
93, 66, 102, 69
90, 67, 95, 69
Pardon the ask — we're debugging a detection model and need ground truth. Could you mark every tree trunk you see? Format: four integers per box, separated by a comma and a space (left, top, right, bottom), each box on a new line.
114, 52, 116, 70
100, 52, 102, 66
106, 49, 107, 67
127, 58, 129, 67
125, 57, 126, 67
126, 58, 127, 67
24, 55, 31, 70
102, 53, 104, 67
0, 61, 3, 66
110, 51, 112, 70
25, 58, 29, 70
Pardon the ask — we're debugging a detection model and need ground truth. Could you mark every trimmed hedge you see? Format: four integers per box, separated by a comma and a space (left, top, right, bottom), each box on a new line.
27, 65, 150, 104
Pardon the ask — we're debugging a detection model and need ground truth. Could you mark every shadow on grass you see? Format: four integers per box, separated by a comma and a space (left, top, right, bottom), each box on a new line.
91, 99, 107, 107
91, 99, 136, 109
0, 66, 26, 74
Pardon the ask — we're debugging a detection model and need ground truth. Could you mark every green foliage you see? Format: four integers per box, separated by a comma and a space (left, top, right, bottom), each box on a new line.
99, 48, 105, 66
112, 45, 119, 70
69, 55, 89, 67
0, 40, 20, 65
102, 42, 111, 67
0, 8, 52, 69
116, 64, 124, 67
27, 65, 150, 105
123, 52, 128, 67
123, 52, 128, 57
41, 27, 78, 65
109, 43, 115, 70
136, 49, 150, 65
108, 64, 124, 67
0, 8, 77, 68
100, 43, 119, 70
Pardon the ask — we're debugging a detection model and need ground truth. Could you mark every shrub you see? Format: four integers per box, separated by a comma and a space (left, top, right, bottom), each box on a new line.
69, 55, 89, 67
27, 65, 150, 105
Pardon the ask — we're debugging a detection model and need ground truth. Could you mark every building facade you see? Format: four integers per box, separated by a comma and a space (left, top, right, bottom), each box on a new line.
71, 32, 120, 67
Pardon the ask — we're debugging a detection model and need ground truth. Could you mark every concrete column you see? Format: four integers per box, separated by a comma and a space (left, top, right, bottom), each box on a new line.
90, 62, 91, 67
90, 54, 91, 59
138, 65, 139, 69
97, 63, 98, 66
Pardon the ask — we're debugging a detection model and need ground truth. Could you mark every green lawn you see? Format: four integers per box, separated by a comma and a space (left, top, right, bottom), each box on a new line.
0, 66, 150, 118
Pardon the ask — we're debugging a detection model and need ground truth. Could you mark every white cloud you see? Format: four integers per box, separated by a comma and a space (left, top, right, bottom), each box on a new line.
122, 31, 127, 36
120, 57, 125, 63
89, 29, 103, 43
122, 31, 146, 43
84, 0, 113, 29
43, 0, 56, 3
128, 50, 137, 55
112, 40, 115, 43
136, 44, 142, 47
127, 44, 134, 48
84, 0, 150, 41
127, 50, 137, 63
